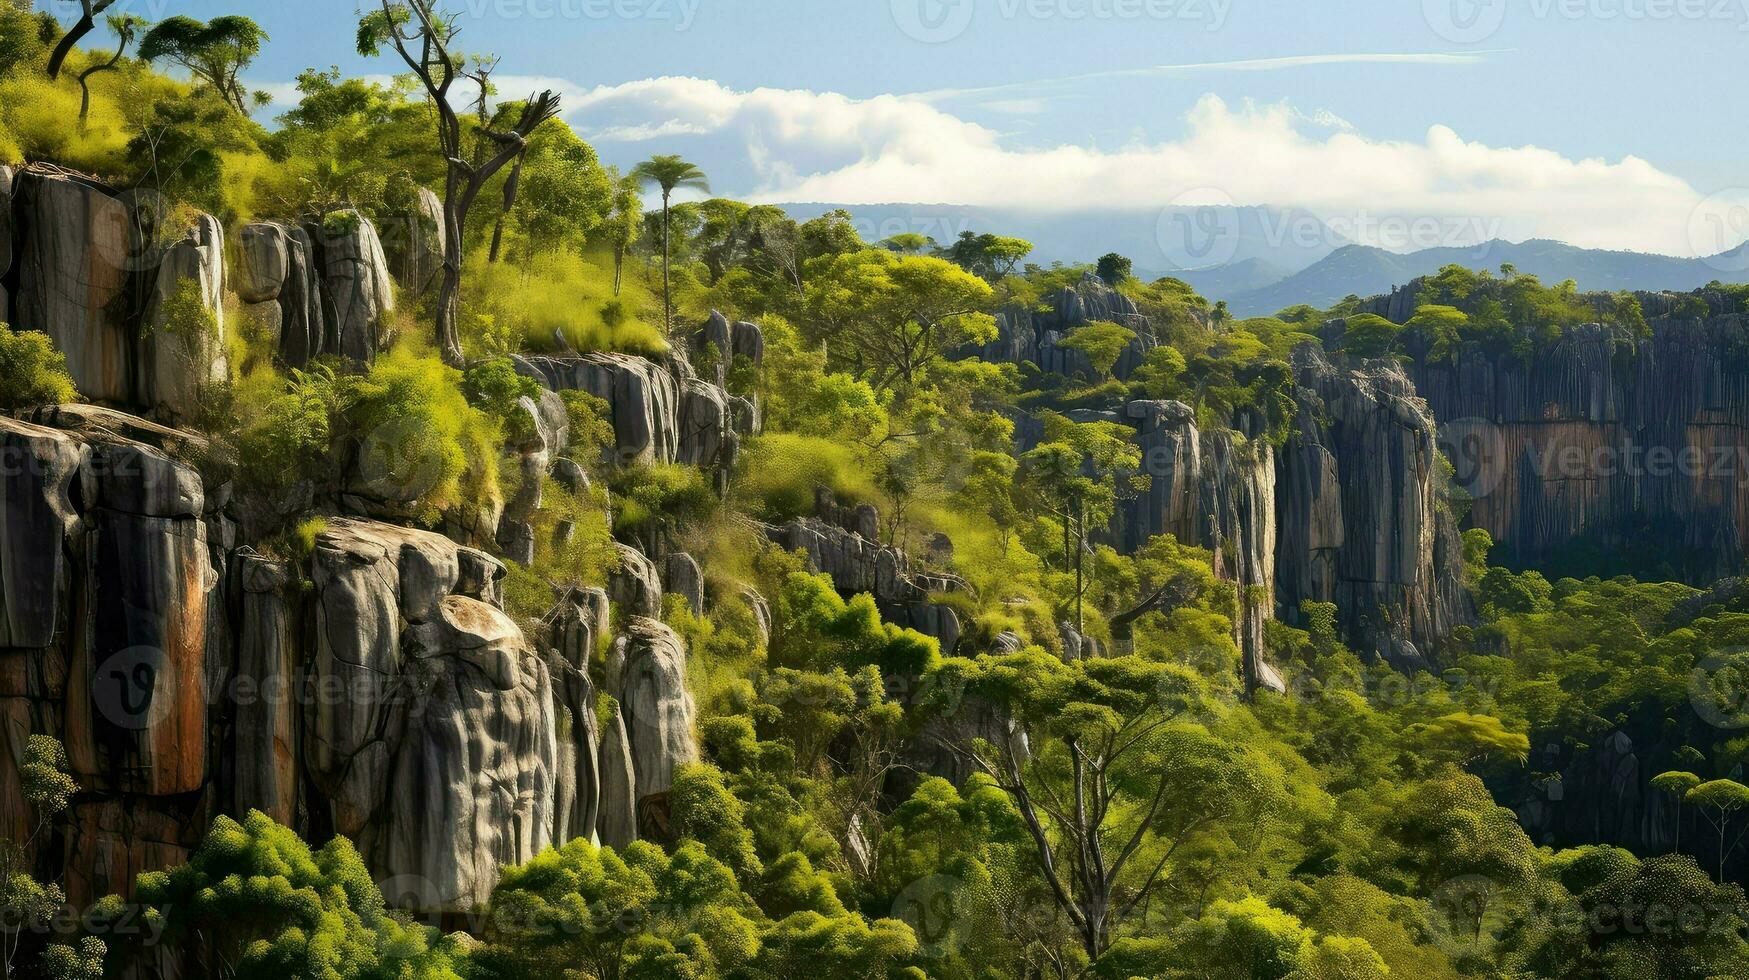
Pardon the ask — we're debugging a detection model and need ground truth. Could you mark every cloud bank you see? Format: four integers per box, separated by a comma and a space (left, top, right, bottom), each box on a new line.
539, 74, 1738, 257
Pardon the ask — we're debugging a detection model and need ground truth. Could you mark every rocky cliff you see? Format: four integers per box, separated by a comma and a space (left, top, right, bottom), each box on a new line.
1369, 283, 1749, 583
0, 173, 771, 917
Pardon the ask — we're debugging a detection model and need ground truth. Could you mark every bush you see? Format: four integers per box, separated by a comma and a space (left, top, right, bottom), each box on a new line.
339, 346, 502, 518
0, 322, 78, 410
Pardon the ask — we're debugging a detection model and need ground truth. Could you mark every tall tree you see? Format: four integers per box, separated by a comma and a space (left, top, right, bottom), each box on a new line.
603, 167, 643, 296
930, 652, 1273, 965
44, 0, 113, 80
357, 1, 560, 366
630, 155, 709, 337
138, 15, 268, 112
75, 12, 145, 123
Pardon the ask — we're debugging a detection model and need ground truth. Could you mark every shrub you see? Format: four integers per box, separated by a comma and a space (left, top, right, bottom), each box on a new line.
462, 356, 541, 443
339, 346, 502, 518
0, 322, 78, 410
230, 364, 336, 491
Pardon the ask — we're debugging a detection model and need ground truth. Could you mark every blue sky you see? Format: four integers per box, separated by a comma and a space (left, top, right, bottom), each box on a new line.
62, 0, 1749, 256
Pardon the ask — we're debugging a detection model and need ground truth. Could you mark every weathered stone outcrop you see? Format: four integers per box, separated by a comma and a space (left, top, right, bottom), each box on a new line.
518, 353, 682, 464
305, 210, 396, 365
609, 542, 664, 618
305, 519, 556, 911
970, 272, 1155, 379
1397, 302, 1749, 584
8, 171, 226, 418
1276, 346, 1471, 667
545, 588, 607, 846
607, 617, 695, 808
380, 186, 446, 297
0, 165, 14, 318
664, 552, 704, 617
0, 410, 220, 904
237, 221, 325, 368
763, 491, 966, 652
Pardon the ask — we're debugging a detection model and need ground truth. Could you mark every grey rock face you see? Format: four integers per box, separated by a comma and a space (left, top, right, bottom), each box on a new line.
1403, 305, 1749, 584
971, 272, 1154, 379
232, 552, 301, 825
381, 186, 446, 297
610, 617, 696, 804
305, 519, 555, 912
139, 215, 227, 421
664, 552, 705, 617
597, 710, 638, 849
236, 221, 291, 303
0, 418, 85, 647
546, 590, 604, 845
517, 353, 682, 464
11, 172, 133, 404
0, 165, 13, 315
1275, 346, 1471, 667
306, 210, 395, 365
608, 542, 664, 618
763, 491, 969, 650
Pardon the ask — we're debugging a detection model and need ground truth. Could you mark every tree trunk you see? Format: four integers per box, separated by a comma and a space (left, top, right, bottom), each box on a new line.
46, 3, 106, 81
435, 172, 467, 367
613, 248, 624, 295
661, 191, 673, 337
488, 151, 526, 263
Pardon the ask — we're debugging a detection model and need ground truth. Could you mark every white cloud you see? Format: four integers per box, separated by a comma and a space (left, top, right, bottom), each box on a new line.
562, 76, 1718, 256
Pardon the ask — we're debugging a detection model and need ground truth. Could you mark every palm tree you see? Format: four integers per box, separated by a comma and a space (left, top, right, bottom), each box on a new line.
630, 155, 708, 337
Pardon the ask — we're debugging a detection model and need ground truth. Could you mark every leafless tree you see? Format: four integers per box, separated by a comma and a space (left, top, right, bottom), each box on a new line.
359, 1, 559, 365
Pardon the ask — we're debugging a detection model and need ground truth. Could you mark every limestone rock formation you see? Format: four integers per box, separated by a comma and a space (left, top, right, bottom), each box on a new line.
305, 519, 557, 911
518, 352, 682, 464
305, 210, 396, 365
609, 542, 664, 618
380, 186, 446, 297
237, 221, 325, 368
1397, 298, 1749, 584
970, 272, 1155, 379
763, 490, 967, 652
1276, 346, 1471, 667
664, 552, 705, 617
609, 617, 696, 805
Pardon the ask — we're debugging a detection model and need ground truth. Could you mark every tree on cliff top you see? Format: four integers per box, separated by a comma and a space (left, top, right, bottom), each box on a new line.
631, 154, 710, 338
357, 0, 560, 366
139, 15, 269, 113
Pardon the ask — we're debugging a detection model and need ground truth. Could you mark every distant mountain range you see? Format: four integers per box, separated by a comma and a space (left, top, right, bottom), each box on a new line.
776, 203, 1749, 318
1214, 239, 1749, 318
775, 202, 1345, 277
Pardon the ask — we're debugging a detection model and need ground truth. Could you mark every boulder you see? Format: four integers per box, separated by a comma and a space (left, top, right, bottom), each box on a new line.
231, 552, 300, 825
279, 225, 325, 368
517, 353, 680, 464
11, 172, 135, 403
677, 376, 734, 472
235, 221, 291, 303
304, 519, 553, 913
610, 617, 696, 804
0, 418, 85, 648
597, 710, 637, 848
545, 592, 603, 844
608, 542, 663, 618
374, 595, 557, 911
381, 186, 446, 297
664, 552, 704, 617
307, 210, 395, 365
139, 214, 227, 420
0, 164, 13, 314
